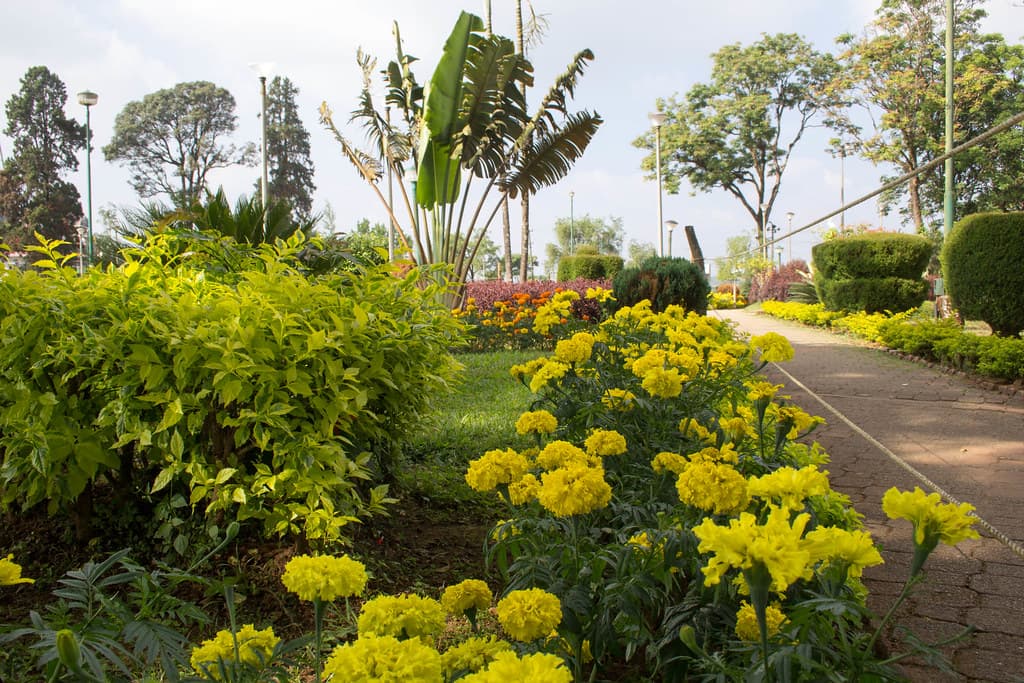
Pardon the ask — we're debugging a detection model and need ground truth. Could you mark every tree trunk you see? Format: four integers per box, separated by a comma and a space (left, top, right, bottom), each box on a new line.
519, 194, 530, 282
684, 225, 705, 273
908, 174, 925, 233
501, 196, 513, 280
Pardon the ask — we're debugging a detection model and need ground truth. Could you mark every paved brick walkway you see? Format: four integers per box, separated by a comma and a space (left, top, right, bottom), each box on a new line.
716, 308, 1024, 683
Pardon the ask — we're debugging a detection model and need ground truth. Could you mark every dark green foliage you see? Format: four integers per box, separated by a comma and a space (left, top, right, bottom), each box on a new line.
879, 318, 1024, 380
557, 252, 623, 281
815, 276, 928, 314
941, 212, 1024, 336
813, 233, 931, 313
812, 232, 932, 280
612, 256, 710, 315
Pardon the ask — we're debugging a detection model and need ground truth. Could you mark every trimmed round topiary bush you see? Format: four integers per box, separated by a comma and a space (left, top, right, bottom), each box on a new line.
942, 212, 1024, 336
611, 256, 710, 315
812, 232, 931, 313
557, 248, 624, 281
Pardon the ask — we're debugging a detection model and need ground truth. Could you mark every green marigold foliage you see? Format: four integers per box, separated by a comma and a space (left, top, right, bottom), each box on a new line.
812, 233, 931, 313
612, 256, 710, 315
0, 233, 464, 546
941, 212, 1024, 337
557, 252, 624, 281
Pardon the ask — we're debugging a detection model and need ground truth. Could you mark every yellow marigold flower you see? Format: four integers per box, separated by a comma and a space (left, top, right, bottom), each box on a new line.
441, 579, 493, 617
719, 416, 753, 443
748, 465, 831, 510
515, 410, 558, 436
771, 404, 824, 438
676, 461, 749, 516
688, 444, 740, 464
585, 286, 615, 303
191, 624, 279, 678
601, 388, 636, 411
357, 594, 446, 641
440, 636, 512, 678
537, 465, 612, 517
750, 332, 795, 363
529, 360, 570, 393
642, 366, 684, 399
281, 554, 367, 602
555, 332, 596, 364
510, 358, 546, 381
679, 419, 716, 445
461, 650, 571, 682
495, 589, 563, 642
693, 506, 813, 593
584, 429, 627, 457
735, 601, 787, 642
509, 473, 541, 505
490, 519, 519, 542
881, 487, 980, 547
323, 635, 442, 682
747, 381, 783, 402
630, 349, 668, 378
465, 449, 530, 492
0, 555, 33, 585
804, 527, 883, 578
665, 327, 699, 348
651, 451, 689, 475
536, 440, 591, 470
707, 350, 736, 372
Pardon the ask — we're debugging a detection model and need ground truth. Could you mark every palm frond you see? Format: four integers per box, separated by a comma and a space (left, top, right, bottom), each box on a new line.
519, 49, 595, 144
504, 111, 602, 198
320, 102, 383, 184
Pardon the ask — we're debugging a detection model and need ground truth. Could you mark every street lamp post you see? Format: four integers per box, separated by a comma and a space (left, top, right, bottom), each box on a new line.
75, 218, 87, 275
249, 63, 274, 237
759, 202, 770, 259
650, 112, 667, 257
834, 142, 856, 230
76, 90, 98, 264
775, 246, 784, 270
665, 220, 678, 257
785, 211, 795, 262
569, 191, 575, 254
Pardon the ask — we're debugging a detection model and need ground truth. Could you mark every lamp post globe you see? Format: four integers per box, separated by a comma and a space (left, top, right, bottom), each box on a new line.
664, 219, 678, 258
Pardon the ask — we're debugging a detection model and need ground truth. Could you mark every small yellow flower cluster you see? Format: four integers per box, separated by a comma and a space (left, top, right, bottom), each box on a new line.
323, 634, 442, 682
440, 579, 493, 618
804, 527, 884, 578
770, 404, 824, 438
585, 286, 615, 303
281, 553, 367, 602
465, 448, 530, 492
0, 555, 33, 586
494, 588, 563, 641
735, 601, 788, 642
537, 464, 612, 517
535, 440, 594, 470
601, 387, 636, 410
529, 359, 571, 393
651, 451, 689, 475
675, 460, 750, 516
190, 624, 279, 679
749, 332, 795, 363
440, 636, 513, 678
882, 487, 980, 547
748, 465, 831, 510
641, 366, 684, 399
357, 593, 446, 641
533, 290, 579, 335
554, 331, 596, 363
584, 428, 627, 457
515, 409, 558, 435
508, 473, 541, 504
461, 650, 571, 682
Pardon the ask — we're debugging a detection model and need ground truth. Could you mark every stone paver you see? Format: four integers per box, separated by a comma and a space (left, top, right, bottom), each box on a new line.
716, 308, 1024, 683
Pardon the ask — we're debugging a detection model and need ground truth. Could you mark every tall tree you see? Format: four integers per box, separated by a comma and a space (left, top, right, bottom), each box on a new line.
1, 66, 85, 246
545, 213, 624, 275
834, 0, 1024, 231
634, 34, 841, 255
104, 81, 254, 208
259, 76, 316, 220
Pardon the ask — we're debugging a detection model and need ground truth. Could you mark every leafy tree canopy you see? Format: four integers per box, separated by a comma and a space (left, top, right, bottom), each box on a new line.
258, 76, 316, 220
104, 81, 254, 208
634, 33, 841, 253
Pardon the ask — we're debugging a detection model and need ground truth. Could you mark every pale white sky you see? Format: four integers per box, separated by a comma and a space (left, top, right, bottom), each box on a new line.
2, 1, 1021, 271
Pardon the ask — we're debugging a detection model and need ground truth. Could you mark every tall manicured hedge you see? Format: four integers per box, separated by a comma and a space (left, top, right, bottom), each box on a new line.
557, 252, 624, 281
611, 256, 710, 315
941, 212, 1024, 336
812, 232, 931, 313
0, 234, 464, 547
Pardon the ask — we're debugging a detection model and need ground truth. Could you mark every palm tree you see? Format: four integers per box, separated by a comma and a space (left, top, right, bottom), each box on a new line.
320, 10, 601, 302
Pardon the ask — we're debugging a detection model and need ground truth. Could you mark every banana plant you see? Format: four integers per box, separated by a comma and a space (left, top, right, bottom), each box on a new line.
320, 10, 602, 303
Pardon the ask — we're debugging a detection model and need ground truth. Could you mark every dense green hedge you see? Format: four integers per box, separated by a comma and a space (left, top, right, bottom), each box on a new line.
816, 276, 929, 314
0, 233, 464, 549
813, 233, 930, 313
941, 212, 1024, 337
557, 250, 624, 281
611, 256, 710, 315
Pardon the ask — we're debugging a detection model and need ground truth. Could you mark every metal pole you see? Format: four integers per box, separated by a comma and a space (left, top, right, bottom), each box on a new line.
569, 191, 575, 254
840, 146, 846, 230
667, 227, 673, 258
943, 0, 955, 235
84, 103, 94, 263
386, 107, 394, 262
786, 211, 794, 262
655, 125, 664, 257
259, 75, 269, 237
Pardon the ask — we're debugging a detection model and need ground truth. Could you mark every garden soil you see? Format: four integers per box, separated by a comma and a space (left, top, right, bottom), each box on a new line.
716, 307, 1024, 683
